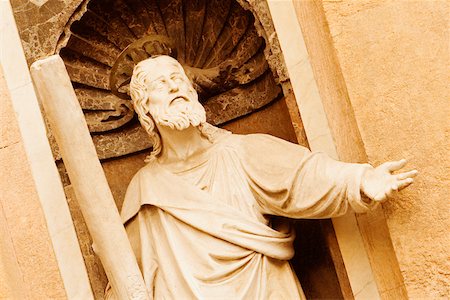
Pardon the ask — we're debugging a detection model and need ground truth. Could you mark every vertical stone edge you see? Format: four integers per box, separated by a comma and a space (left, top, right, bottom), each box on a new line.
291, 0, 408, 298
0, 1, 94, 299
266, 0, 381, 299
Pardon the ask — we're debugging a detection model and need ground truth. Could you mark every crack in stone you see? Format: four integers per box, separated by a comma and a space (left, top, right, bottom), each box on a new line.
0, 141, 20, 150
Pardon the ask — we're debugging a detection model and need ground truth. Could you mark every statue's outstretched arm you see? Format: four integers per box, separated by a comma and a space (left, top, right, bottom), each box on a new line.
361, 159, 418, 203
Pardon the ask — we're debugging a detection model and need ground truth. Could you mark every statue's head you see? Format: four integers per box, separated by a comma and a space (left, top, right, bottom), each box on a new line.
130, 55, 207, 160
130, 55, 206, 130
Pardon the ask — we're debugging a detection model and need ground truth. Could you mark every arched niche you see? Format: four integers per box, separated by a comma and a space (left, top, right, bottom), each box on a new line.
16, 0, 349, 298
51, 0, 300, 161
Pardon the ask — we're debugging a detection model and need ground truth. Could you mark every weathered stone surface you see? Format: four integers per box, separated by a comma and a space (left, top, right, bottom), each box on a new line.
92, 124, 151, 160
184, 0, 207, 65
193, 0, 232, 67
203, 1, 251, 68
64, 185, 107, 299
282, 84, 309, 149
322, 1, 450, 297
141, 0, 168, 37
204, 71, 281, 125
236, 0, 290, 83
159, 0, 186, 63
234, 49, 268, 84
122, 0, 153, 37
70, 21, 121, 55
114, 0, 148, 39
87, 3, 135, 50
61, 48, 110, 89
11, 0, 84, 65
65, 34, 119, 67
224, 27, 262, 67
75, 88, 134, 132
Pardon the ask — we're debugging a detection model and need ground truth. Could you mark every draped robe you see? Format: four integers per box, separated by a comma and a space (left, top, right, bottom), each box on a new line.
111, 131, 376, 299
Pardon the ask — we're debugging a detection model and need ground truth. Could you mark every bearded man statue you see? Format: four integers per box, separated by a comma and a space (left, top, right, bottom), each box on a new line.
105, 55, 417, 299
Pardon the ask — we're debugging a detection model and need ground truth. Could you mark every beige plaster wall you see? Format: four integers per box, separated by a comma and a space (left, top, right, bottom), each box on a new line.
0, 65, 67, 299
321, 0, 449, 297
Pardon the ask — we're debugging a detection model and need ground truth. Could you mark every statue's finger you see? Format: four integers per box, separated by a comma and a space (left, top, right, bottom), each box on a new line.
397, 178, 414, 190
397, 170, 418, 180
386, 184, 400, 198
384, 159, 408, 172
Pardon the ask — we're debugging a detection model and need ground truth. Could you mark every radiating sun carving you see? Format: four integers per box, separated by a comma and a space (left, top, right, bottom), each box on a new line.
57, 0, 282, 159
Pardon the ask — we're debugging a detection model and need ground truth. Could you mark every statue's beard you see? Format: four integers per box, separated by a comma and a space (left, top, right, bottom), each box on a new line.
150, 99, 206, 131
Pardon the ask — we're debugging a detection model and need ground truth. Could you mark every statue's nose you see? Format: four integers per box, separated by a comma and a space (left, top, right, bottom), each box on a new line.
168, 79, 179, 93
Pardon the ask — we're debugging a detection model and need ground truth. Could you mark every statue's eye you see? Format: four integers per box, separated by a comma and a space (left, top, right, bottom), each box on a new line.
171, 74, 183, 82
152, 80, 165, 90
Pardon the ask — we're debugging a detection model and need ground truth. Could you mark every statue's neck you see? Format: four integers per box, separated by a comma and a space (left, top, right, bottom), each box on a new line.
156, 124, 213, 165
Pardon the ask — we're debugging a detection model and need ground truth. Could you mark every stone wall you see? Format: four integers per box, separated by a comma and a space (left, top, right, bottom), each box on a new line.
0, 65, 67, 299
322, 1, 449, 297
9, 0, 449, 298
11, 0, 83, 65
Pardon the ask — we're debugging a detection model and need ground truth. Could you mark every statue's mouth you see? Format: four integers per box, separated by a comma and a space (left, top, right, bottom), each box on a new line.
170, 96, 189, 105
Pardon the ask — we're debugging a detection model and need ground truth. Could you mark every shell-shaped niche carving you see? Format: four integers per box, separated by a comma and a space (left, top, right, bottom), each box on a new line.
57, 0, 282, 159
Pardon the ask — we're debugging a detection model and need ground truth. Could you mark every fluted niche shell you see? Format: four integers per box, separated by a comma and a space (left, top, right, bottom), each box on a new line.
57, 0, 283, 160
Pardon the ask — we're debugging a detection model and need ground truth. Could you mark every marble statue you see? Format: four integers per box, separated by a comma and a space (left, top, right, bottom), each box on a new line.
106, 55, 417, 299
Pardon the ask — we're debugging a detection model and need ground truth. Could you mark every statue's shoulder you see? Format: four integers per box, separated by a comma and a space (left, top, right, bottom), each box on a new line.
201, 123, 284, 147
222, 132, 303, 160
121, 161, 167, 223
127, 161, 161, 187
224, 132, 285, 147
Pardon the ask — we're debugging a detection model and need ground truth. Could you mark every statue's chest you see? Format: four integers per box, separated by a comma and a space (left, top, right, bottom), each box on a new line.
175, 147, 267, 224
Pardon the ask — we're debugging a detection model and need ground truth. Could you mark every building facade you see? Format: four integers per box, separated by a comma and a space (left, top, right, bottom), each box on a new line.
1, 0, 448, 298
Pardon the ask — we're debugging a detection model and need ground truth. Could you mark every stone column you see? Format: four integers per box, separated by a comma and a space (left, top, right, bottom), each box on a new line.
31, 55, 149, 300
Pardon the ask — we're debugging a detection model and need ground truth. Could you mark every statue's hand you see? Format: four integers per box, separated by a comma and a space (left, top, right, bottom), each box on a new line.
361, 159, 418, 202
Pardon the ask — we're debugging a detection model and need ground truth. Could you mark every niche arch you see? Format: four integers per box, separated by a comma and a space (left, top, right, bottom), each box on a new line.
48, 0, 349, 298
54, 0, 291, 160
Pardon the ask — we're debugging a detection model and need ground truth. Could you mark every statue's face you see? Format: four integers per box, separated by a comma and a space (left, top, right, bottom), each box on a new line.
140, 56, 206, 130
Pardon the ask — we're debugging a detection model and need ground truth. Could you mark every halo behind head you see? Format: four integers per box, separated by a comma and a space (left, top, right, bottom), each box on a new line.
109, 35, 177, 100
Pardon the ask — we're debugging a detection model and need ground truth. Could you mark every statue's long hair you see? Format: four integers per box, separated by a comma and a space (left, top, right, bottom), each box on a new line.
130, 61, 162, 162
130, 56, 219, 162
